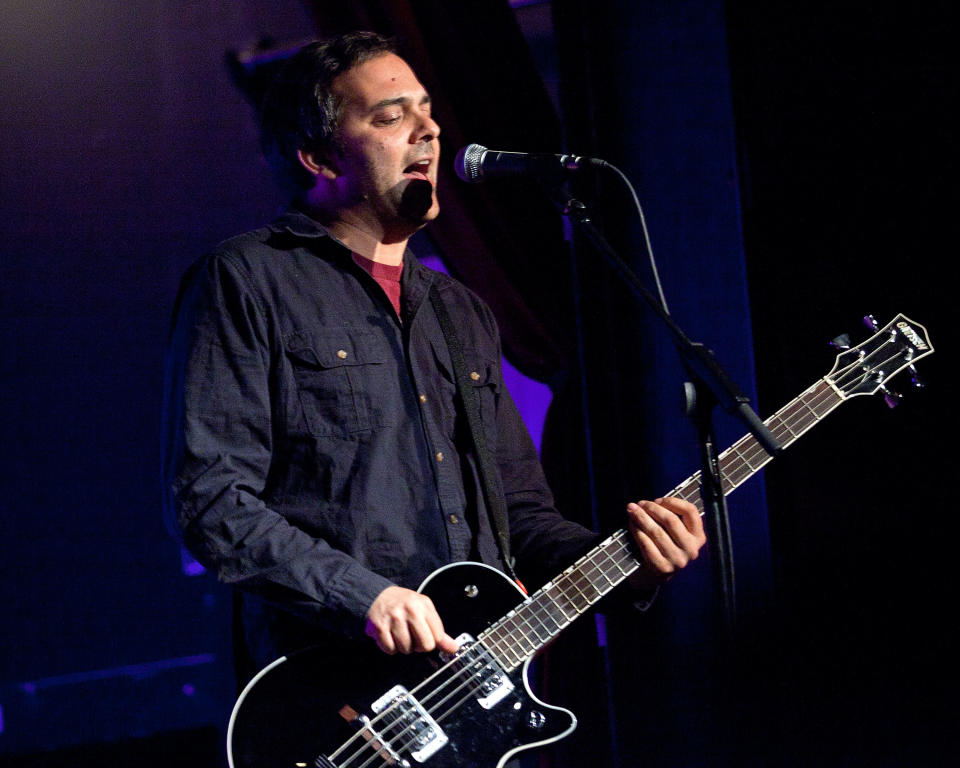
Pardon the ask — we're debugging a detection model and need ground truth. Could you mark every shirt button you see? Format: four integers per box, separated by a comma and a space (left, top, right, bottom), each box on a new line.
449, 514, 459, 524
419, 393, 427, 403
469, 371, 480, 381
337, 349, 348, 360
436, 451, 444, 462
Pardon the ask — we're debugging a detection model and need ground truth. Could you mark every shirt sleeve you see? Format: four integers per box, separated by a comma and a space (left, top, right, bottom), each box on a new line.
162, 251, 393, 638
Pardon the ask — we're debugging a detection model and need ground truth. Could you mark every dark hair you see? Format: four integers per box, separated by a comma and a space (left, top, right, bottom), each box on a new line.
259, 31, 396, 199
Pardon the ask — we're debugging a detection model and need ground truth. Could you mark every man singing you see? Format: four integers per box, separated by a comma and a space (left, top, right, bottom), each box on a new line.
163, 29, 703, 703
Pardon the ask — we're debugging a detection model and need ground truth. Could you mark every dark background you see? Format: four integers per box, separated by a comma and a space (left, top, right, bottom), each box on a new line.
1, 1, 953, 765
726, 3, 954, 764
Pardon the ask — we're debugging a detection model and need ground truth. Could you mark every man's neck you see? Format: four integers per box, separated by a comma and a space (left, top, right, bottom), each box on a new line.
324, 218, 407, 266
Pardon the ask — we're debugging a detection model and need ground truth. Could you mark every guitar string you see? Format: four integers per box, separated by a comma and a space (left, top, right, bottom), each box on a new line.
344, 670, 481, 768
339, 640, 533, 768
327, 337, 905, 766
328, 651, 491, 766
333, 671, 477, 768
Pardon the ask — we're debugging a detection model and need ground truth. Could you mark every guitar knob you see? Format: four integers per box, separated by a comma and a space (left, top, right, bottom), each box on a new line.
526, 710, 547, 731
881, 385, 902, 409
830, 333, 851, 350
909, 365, 925, 389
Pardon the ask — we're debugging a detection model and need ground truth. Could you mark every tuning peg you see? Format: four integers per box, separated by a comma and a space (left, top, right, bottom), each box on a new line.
909, 365, 925, 389
830, 333, 851, 350
863, 315, 879, 331
881, 385, 902, 409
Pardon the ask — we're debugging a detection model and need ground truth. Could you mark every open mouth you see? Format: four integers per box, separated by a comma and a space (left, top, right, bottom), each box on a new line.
403, 158, 433, 182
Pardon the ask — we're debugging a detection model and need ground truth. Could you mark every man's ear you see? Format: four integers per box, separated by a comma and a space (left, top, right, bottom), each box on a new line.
297, 148, 339, 180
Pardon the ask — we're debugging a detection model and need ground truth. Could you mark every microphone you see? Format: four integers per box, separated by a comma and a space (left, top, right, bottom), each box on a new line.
454, 143, 608, 183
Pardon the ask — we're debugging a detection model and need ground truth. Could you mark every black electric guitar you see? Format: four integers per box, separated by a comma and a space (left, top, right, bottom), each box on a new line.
227, 314, 933, 768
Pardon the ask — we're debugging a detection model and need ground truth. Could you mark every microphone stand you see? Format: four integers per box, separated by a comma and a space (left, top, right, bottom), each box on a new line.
545, 190, 782, 643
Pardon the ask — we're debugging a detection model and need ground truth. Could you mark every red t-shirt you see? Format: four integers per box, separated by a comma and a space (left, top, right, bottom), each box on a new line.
352, 253, 402, 318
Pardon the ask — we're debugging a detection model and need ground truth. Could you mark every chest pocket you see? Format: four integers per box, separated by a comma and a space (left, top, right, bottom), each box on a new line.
464, 354, 500, 429
284, 329, 394, 438
446, 346, 502, 445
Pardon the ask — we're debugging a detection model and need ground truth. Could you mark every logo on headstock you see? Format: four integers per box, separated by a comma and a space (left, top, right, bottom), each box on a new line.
896, 321, 929, 351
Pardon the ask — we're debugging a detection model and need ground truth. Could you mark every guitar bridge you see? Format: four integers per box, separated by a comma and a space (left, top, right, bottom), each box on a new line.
364, 685, 448, 764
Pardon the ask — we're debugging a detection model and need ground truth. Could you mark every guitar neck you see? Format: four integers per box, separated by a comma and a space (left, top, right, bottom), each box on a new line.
479, 376, 846, 670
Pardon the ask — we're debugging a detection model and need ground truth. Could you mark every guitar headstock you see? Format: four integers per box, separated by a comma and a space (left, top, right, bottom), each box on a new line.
827, 314, 934, 400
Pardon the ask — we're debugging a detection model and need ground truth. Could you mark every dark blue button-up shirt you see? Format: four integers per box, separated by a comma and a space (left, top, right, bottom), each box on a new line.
162, 210, 598, 666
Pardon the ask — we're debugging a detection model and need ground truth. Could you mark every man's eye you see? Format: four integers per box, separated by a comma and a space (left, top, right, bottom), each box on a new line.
375, 114, 402, 125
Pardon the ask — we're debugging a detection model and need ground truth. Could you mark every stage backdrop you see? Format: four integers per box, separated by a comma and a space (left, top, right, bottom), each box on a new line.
2, 1, 952, 766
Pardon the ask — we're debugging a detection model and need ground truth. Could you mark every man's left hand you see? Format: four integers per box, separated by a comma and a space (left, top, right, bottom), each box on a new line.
625, 497, 706, 590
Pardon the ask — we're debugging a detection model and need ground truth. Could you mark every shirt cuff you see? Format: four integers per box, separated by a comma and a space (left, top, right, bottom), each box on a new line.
326, 561, 396, 636
631, 586, 659, 612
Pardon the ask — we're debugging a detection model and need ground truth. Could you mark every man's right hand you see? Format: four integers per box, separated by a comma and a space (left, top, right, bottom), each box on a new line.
365, 586, 460, 655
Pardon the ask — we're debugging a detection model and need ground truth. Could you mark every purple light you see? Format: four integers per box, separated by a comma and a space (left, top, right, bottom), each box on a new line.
16, 654, 215, 692
180, 546, 206, 576
181, 684, 195, 697
501, 358, 551, 455
594, 613, 608, 648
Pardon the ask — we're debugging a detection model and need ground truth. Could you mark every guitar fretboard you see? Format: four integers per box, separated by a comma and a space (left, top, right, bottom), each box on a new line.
478, 377, 846, 671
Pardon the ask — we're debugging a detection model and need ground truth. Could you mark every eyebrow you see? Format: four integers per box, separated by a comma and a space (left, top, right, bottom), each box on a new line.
369, 93, 432, 112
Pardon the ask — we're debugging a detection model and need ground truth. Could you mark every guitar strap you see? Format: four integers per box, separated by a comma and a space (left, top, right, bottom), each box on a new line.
429, 285, 521, 587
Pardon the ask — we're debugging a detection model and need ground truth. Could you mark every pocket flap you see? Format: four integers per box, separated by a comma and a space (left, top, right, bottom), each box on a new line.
285, 329, 389, 369
464, 355, 499, 391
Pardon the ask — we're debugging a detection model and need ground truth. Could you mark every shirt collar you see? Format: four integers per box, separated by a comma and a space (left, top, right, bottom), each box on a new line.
268, 208, 436, 289
266, 208, 332, 239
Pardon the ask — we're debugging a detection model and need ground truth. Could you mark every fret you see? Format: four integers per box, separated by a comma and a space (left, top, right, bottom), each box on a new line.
483, 625, 515, 669
517, 605, 553, 647
770, 412, 798, 439
500, 614, 535, 658
798, 385, 828, 421
518, 606, 551, 644
488, 629, 521, 669
781, 407, 816, 437
811, 382, 843, 419
560, 574, 595, 611
542, 583, 577, 622
608, 549, 633, 577
555, 578, 590, 616
729, 440, 758, 473
795, 390, 821, 421
580, 557, 616, 592
527, 601, 562, 636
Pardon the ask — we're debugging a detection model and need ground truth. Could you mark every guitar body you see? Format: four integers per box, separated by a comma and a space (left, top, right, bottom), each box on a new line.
228, 562, 577, 768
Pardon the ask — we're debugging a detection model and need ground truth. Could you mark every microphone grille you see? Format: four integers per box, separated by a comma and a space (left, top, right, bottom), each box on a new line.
454, 143, 487, 183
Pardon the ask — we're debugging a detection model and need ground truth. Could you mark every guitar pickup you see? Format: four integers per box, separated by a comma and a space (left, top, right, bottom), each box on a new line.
448, 634, 515, 710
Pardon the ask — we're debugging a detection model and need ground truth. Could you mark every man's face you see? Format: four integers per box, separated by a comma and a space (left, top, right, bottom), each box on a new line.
327, 53, 441, 240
